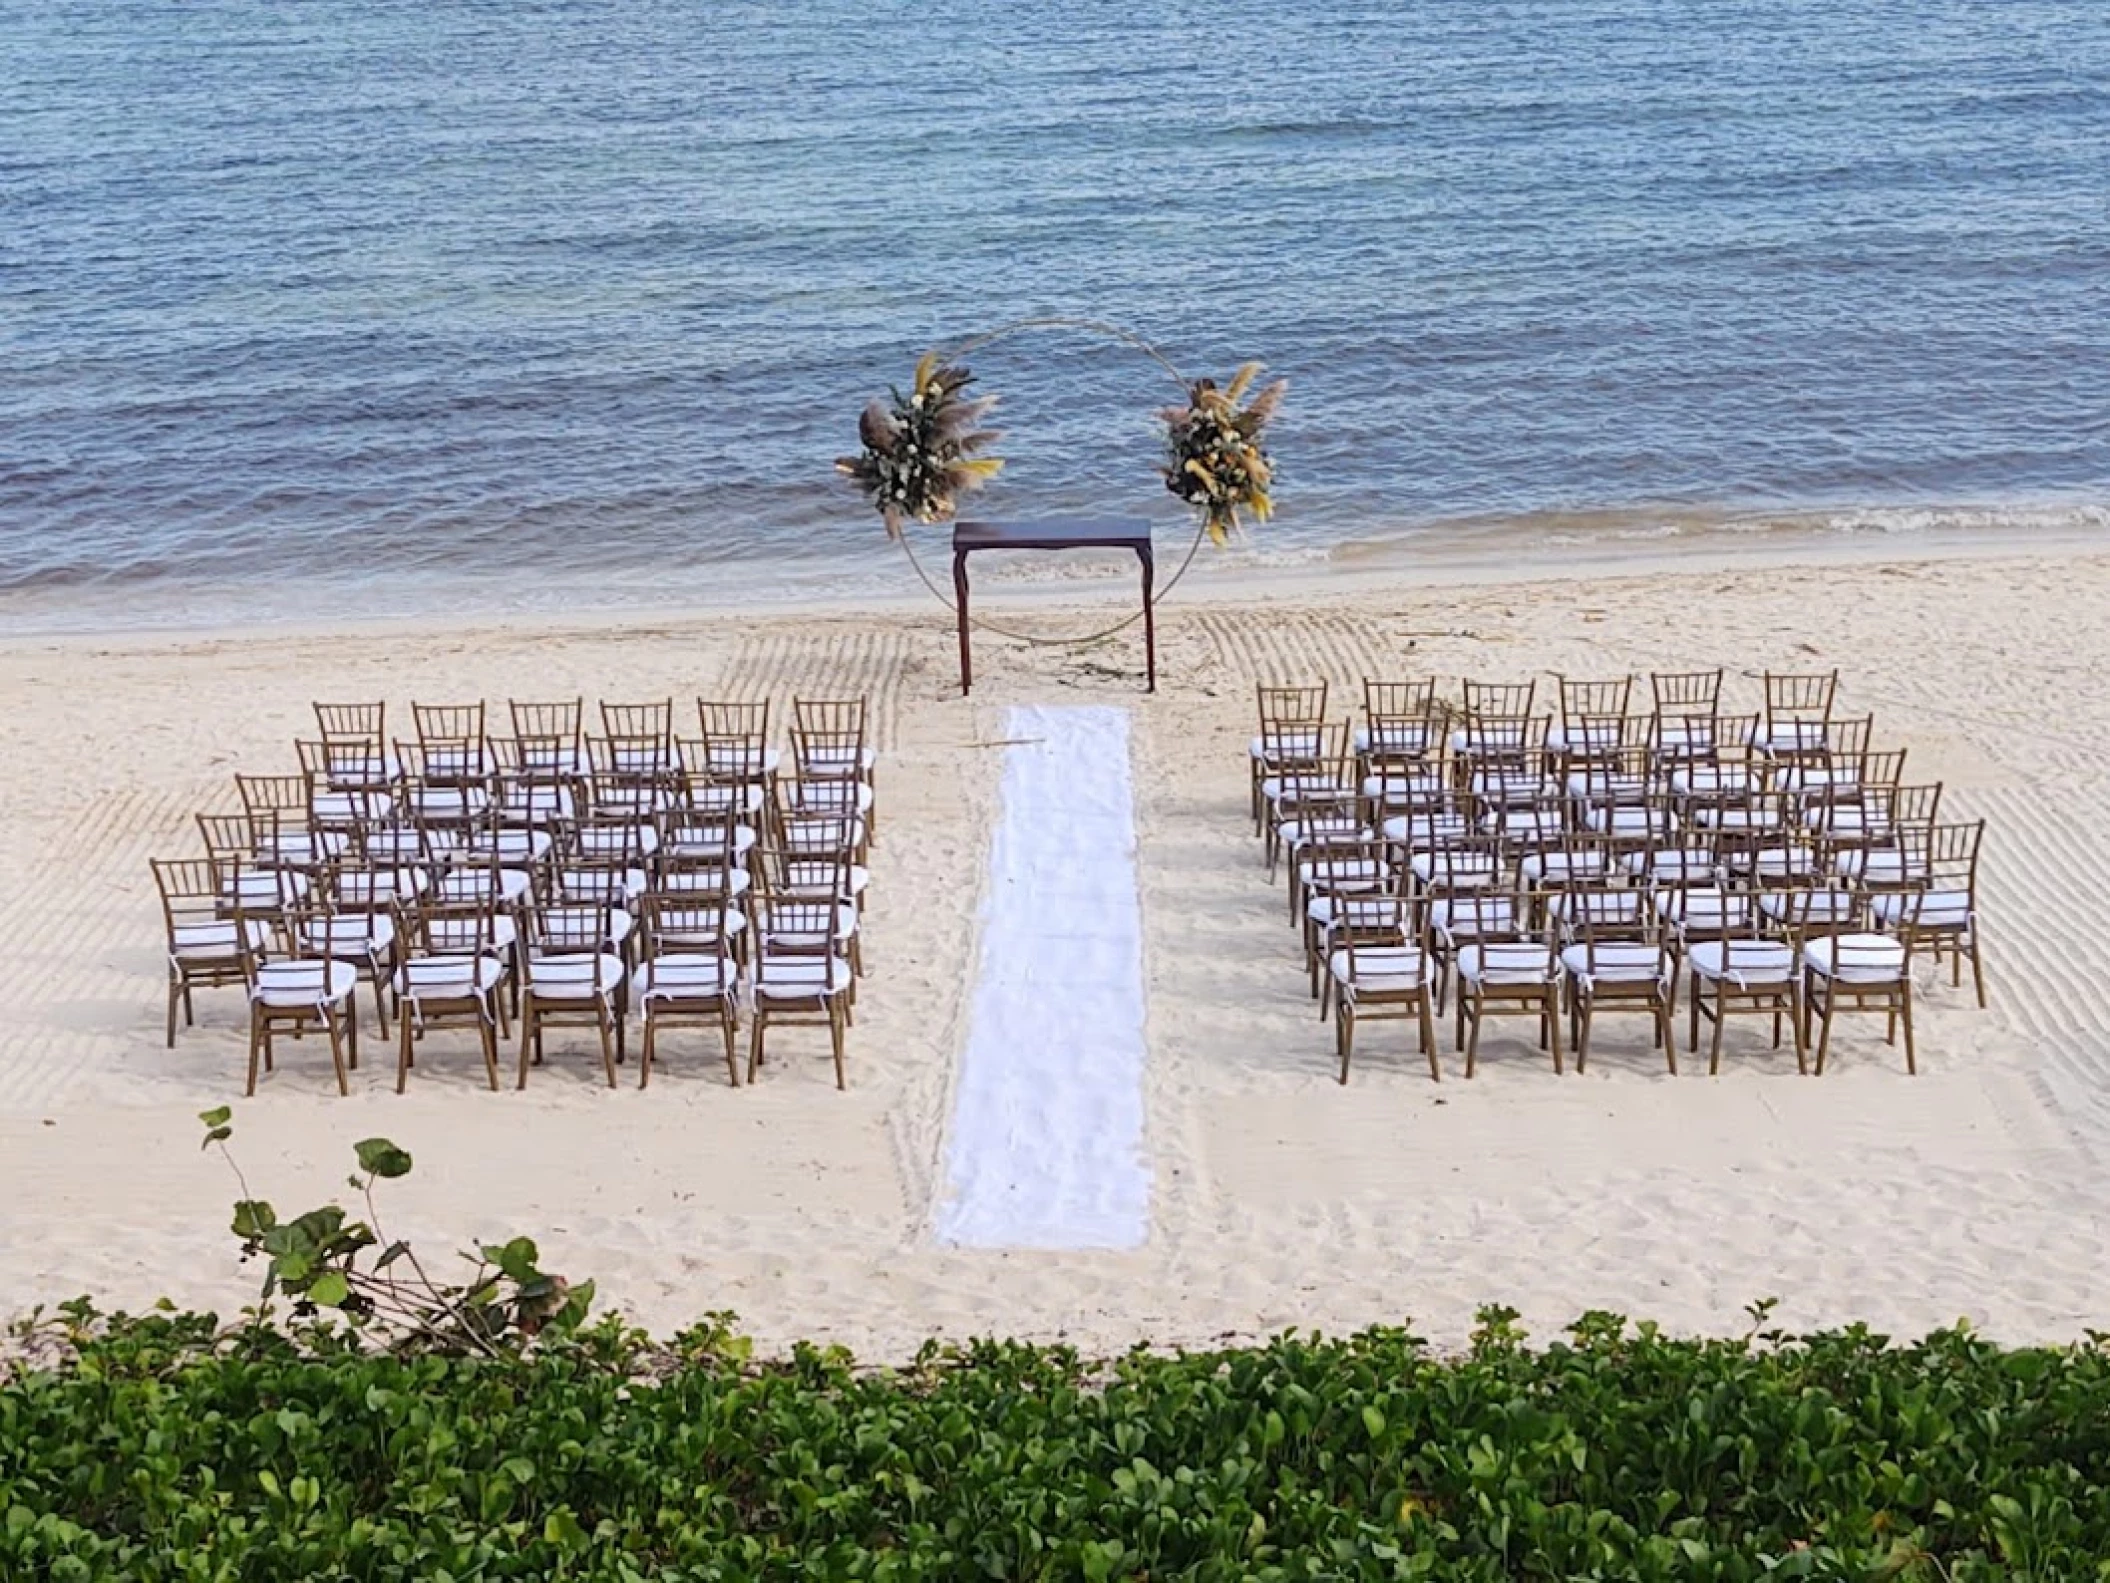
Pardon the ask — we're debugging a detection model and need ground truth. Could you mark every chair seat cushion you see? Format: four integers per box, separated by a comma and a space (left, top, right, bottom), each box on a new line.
254, 960, 359, 1008
756, 956, 852, 997
1251, 730, 1322, 762
1430, 897, 1519, 944
1687, 940, 1795, 985
527, 953, 625, 998
1802, 934, 1907, 983
172, 919, 269, 961
1457, 942, 1555, 985
1560, 941, 1669, 986
397, 954, 506, 998
303, 915, 396, 959
1758, 889, 1858, 927
1870, 889, 1972, 929
1655, 888, 1751, 936
1382, 814, 1469, 847
636, 954, 738, 1000
1328, 946, 1428, 993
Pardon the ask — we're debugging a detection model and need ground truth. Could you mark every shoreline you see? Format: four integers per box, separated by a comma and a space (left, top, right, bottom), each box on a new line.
4, 508, 2108, 650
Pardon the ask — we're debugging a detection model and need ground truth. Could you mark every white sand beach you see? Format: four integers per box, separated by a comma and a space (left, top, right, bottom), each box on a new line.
2, 538, 2106, 1357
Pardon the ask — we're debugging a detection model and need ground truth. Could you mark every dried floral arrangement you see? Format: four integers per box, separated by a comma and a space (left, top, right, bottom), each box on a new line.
835, 352, 1005, 537
1160, 362, 1286, 544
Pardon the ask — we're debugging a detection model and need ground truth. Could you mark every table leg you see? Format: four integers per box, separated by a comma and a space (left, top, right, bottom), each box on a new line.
953, 547, 973, 696
1138, 545, 1157, 694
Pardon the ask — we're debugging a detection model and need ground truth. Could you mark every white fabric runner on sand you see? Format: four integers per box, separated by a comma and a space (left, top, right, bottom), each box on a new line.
936, 704, 1152, 1249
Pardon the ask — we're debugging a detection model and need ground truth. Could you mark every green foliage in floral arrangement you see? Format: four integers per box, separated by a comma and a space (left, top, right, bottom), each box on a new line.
8, 1295, 2110, 1579
836, 352, 1005, 537
1161, 362, 1286, 544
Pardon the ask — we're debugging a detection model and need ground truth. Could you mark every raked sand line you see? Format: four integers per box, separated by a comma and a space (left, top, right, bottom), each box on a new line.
935, 705, 1151, 1250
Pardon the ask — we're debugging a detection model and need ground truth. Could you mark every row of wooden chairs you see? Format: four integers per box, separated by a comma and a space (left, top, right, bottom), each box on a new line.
152, 696, 877, 1095
1251, 678, 1987, 1082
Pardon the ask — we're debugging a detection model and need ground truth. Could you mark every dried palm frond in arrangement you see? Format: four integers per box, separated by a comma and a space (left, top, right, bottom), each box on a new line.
835, 352, 1005, 537
1160, 362, 1286, 544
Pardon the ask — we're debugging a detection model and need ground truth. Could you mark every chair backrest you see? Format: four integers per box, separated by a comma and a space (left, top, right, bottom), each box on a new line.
1764, 670, 1838, 725
1556, 675, 1633, 728
587, 734, 678, 810
197, 811, 253, 865
151, 857, 221, 939
510, 698, 583, 750
328, 861, 418, 916
1892, 782, 1945, 828
413, 702, 491, 783
1301, 832, 1390, 895
699, 698, 769, 741
693, 723, 773, 785
527, 902, 612, 960
1651, 669, 1722, 714
1272, 726, 1358, 820
1856, 748, 1909, 792
314, 701, 385, 743
1360, 680, 1436, 762
793, 695, 868, 735
236, 773, 311, 819
600, 699, 674, 746
1822, 714, 1874, 765
1335, 895, 1416, 982
568, 813, 652, 869
752, 893, 842, 966
1257, 684, 1328, 766
1927, 820, 1984, 893
641, 893, 738, 963
1453, 710, 1543, 767
1560, 884, 1652, 941
1461, 678, 1535, 720
1421, 834, 1508, 893
409, 899, 503, 958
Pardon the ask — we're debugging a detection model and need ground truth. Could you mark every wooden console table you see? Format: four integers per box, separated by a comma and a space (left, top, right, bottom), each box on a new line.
951, 517, 1157, 696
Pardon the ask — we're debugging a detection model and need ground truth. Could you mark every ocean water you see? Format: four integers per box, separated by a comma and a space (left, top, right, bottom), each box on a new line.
4, 0, 2108, 627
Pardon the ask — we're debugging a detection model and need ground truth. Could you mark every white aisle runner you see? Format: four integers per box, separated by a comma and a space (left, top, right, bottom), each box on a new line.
936, 705, 1151, 1249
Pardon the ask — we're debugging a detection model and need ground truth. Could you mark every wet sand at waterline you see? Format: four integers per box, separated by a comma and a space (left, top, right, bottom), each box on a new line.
1, 538, 2103, 1357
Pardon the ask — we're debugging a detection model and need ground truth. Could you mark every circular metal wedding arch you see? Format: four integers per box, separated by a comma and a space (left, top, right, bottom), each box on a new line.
885, 316, 1218, 646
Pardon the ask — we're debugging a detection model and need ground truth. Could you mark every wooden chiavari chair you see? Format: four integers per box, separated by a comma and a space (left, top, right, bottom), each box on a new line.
1357, 680, 1439, 771
1685, 901, 1806, 1075
791, 696, 876, 842
1802, 885, 1922, 1074
1250, 682, 1329, 834
635, 892, 745, 1088
152, 856, 265, 1047
1263, 721, 1357, 885
240, 896, 361, 1096
1301, 832, 1396, 1003
1868, 820, 1987, 1008
508, 698, 588, 779
1451, 889, 1563, 1076
394, 900, 511, 1093
748, 888, 854, 1089
518, 902, 626, 1088
1327, 891, 1439, 1083
1549, 675, 1634, 776
1556, 885, 1673, 1073
1759, 670, 1838, 762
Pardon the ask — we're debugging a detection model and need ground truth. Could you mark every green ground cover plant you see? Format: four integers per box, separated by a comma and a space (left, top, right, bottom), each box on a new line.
7, 1303, 2110, 1580
4, 1119, 2106, 1579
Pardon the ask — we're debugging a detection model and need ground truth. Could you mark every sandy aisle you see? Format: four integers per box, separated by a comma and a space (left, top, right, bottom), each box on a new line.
1, 542, 2105, 1356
